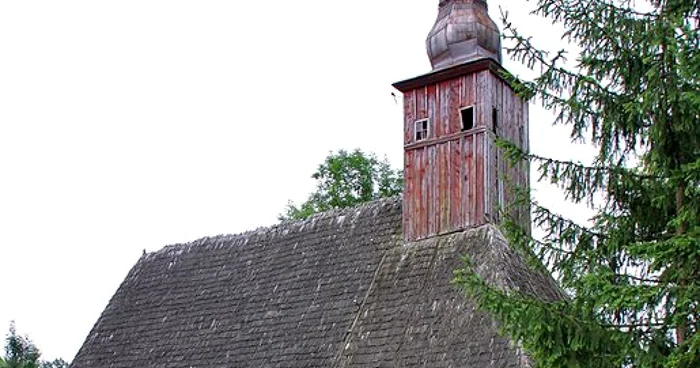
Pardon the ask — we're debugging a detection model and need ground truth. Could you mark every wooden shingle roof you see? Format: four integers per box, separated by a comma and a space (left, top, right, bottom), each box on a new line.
72, 197, 559, 367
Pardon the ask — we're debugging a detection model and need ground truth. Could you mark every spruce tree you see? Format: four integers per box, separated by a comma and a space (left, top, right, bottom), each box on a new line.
454, 0, 699, 367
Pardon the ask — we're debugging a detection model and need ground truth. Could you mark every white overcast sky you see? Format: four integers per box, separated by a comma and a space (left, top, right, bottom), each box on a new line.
0, 0, 595, 361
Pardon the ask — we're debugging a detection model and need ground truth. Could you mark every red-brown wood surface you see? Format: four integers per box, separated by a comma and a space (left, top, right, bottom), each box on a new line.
461, 135, 471, 228
427, 84, 439, 138
488, 131, 497, 221
404, 90, 416, 144
463, 73, 475, 109
404, 149, 414, 241
475, 71, 489, 128
416, 86, 428, 121
418, 147, 427, 238
428, 146, 434, 235
449, 78, 462, 133
476, 132, 485, 223
437, 81, 449, 139
438, 142, 449, 233
450, 139, 462, 230
401, 69, 528, 241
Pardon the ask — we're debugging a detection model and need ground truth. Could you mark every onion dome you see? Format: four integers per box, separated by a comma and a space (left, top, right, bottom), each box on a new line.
426, 0, 502, 70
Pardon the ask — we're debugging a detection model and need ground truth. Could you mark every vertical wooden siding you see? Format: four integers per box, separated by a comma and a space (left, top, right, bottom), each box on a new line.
402, 70, 529, 241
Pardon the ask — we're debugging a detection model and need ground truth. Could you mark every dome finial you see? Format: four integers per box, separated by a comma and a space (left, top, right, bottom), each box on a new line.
427, 0, 502, 70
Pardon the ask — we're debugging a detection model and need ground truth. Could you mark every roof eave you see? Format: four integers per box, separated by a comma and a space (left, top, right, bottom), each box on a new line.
392, 57, 506, 92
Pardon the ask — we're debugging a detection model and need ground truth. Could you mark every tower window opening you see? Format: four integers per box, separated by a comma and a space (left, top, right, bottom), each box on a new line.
492, 107, 498, 136
415, 119, 430, 141
460, 107, 475, 131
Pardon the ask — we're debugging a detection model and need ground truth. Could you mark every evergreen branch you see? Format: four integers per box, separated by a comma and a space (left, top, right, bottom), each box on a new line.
553, 0, 661, 19
621, 274, 661, 285
506, 203, 667, 288
601, 322, 667, 328
501, 213, 592, 263
454, 262, 636, 367
497, 139, 660, 180
531, 201, 604, 237
481, 0, 699, 365
500, 8, 620, 97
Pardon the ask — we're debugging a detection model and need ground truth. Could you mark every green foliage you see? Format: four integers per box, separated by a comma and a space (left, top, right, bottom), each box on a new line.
454, 1, 699, 367
2, 323, 70, 368
38, 360, 69, 368
3, 323, 40, 368
280, 149, 403, 220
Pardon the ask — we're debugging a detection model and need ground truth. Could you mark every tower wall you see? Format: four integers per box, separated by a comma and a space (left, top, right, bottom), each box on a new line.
395, 60, 529, 242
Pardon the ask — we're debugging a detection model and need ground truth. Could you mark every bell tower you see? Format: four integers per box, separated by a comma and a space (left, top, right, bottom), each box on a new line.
393, 0, 529, 242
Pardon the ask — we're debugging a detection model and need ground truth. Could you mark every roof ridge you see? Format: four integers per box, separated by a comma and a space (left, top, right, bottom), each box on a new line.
277, 195, 401, 226
145, 196, 402, 259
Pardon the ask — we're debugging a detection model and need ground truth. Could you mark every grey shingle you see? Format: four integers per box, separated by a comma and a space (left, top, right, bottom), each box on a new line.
72, 197, 557, 367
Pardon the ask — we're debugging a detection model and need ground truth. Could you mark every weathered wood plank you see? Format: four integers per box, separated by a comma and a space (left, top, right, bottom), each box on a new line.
450, 139, 462, 230
492, 73, 502, 133
427, 84, 438, 138
419, 147, 428, 238
475, 132, 485, 224
459, 135, 466, 228
427, 145, 436, 236
415, 148, 422, 239
490, 132, 498, 222
476, 70, 490, 128
438, 80, 450, 138
438, 142, 449, 233
449, 78, 462, 134
505, 85, 514, 144
522, 97, 530, 151
496, 75, 504, 134
404, 126, 487, 150
404, 89, 416, 144
463, 73, 475, 108
404, 149, 414, 240
462, 135, 476, 227
416, 86, 428, 120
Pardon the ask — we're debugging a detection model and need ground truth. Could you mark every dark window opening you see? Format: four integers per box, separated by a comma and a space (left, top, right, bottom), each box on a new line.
492, 107, 498, 135
460, 107, 474, 131
415, 119, 429, 141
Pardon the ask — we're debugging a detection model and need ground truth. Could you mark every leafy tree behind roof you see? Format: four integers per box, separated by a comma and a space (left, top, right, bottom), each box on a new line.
455, 0, 698, 367
280, 149, 403, 221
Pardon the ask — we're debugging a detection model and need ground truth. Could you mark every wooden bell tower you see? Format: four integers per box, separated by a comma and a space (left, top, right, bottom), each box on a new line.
393, 0, 529, 242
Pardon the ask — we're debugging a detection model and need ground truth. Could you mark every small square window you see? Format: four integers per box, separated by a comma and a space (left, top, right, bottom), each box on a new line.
415, 119, 429, 141
460, 106, 475, 131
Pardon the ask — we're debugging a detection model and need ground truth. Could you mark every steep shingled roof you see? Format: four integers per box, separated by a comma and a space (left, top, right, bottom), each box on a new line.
72, 197, 560, 367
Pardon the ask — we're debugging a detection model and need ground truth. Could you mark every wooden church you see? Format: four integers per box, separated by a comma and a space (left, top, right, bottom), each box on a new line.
71, 1, 559, 367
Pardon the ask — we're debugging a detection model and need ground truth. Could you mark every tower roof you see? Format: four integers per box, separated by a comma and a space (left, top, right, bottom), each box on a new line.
427, 0, 502, 70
